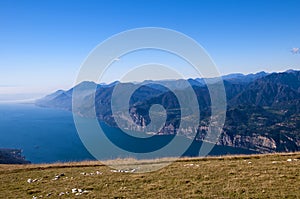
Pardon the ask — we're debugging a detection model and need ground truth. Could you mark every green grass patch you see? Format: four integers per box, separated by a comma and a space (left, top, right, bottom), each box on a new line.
0, 152, 299, 198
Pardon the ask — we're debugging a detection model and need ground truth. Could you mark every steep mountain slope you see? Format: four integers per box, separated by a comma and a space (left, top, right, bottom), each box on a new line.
230, 71, 300, 107
35, 70, 300, 154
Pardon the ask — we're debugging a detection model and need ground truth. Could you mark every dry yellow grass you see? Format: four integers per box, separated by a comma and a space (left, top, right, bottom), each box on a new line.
0, 152, 299, 198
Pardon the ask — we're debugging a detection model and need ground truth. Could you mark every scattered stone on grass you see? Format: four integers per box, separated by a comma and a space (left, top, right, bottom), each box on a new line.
27, 178, 39, 183
110, 168, 137, 173
52, 173, 65, 180
184, 163, 199, 167
80, 171, 103, 176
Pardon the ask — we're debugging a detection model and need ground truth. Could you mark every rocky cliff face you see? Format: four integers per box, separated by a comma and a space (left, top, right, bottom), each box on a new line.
218, 132, 277, 153
0, 149, 30, 164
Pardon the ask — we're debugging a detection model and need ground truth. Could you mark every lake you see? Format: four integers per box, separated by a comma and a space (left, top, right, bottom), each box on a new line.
0, 103, 95, 163
0, 103, 255, 163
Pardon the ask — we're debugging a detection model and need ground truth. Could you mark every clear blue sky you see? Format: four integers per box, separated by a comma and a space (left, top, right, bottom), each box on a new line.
0, 0, 300, 100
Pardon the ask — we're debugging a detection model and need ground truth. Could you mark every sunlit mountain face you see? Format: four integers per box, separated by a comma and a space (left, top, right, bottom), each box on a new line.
36, 70, 300, 154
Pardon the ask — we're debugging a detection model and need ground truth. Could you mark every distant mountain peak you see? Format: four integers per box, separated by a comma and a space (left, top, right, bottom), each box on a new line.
285, 69, 298, 73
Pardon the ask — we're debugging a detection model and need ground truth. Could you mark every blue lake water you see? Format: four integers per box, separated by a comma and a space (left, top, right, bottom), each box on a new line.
0, 103, 256, 163
0, 103, 95, 163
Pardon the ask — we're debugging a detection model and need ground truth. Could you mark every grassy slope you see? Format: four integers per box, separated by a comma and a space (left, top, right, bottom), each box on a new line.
0, 153, 299, 199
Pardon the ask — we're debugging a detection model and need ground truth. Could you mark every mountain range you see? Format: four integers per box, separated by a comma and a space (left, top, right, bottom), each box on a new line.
36, 70, 300, 154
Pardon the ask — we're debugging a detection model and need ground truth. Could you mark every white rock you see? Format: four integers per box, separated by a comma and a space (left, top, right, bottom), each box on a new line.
54, 173, 65, 179
58, 192, 65, 196
287, 159, 292, 162
111, 170, 118, 172
75, 193, 82, 196
27, 179, 33, 183
131, 169, 136, 173
72, 188, 77, 193
96, 171, 102, 175
78, 189, 83, 193
248, 161, 252, 164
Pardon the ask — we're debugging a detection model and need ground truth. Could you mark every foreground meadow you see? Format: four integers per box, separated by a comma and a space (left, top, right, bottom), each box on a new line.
0, 152, 299, 198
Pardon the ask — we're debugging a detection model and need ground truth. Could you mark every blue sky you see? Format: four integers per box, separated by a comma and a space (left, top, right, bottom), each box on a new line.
0, 0, 300, 100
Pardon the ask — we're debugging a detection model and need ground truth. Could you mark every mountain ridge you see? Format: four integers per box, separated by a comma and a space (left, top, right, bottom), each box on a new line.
36, 70, 300, 154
